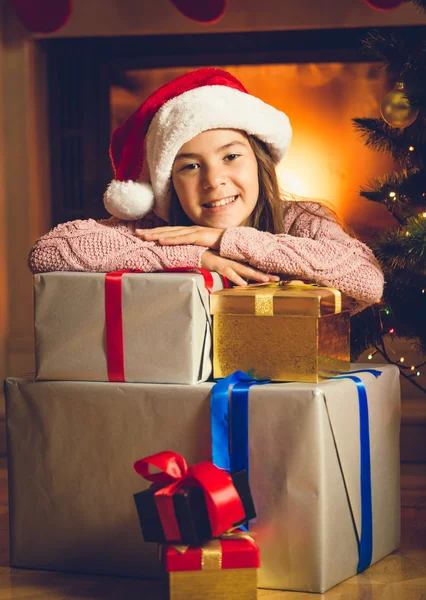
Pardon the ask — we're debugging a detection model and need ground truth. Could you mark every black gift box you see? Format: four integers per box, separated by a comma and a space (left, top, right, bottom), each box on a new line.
134, 470, 255, 546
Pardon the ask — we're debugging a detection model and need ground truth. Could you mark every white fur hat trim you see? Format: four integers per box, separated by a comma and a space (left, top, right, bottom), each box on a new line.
103, 180, 155, 220
146, 85, 292, 221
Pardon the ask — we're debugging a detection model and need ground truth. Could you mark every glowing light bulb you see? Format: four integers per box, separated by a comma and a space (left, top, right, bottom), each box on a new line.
411, 366, 415, 371
368, 354, 373, 360
389, 191, 396, 198
422, 289, 425, 294
400, 357, 405, 363
409, 146, 415, 151
385, 308, 390, 315
416, 371, 421, 377
406, 231, 411, 236
389, 328, 395, 334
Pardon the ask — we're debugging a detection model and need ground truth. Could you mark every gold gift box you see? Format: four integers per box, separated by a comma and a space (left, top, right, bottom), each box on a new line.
169, 569, 256, 600
210, 282, 351, 382
164, 538, 258, 600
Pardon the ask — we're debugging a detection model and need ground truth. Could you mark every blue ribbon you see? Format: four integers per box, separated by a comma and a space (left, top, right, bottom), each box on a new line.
333, 368, 381, 573
210, 371, 269, 530
211, 371, 269, 474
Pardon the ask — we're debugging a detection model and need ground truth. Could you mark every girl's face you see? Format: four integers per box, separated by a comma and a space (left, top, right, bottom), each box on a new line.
171, 129, 259, 229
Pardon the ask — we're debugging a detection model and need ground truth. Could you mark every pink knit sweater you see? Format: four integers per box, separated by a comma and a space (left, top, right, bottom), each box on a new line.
28, 201, 384, 312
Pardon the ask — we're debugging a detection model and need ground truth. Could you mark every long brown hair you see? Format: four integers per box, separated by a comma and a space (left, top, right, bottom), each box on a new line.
168, 133, 338, 232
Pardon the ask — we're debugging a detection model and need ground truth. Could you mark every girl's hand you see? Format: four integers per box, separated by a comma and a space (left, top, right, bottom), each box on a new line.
201, 250, 280, 287
135, 226, 224, 250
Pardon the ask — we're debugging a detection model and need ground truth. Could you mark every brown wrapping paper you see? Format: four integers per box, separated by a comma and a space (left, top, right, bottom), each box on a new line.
5, 365, 400, 593
34, 271, 224, 384
210, 283, 351, 382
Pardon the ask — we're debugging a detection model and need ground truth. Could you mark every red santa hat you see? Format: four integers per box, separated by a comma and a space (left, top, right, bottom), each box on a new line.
104, 68, 292, 221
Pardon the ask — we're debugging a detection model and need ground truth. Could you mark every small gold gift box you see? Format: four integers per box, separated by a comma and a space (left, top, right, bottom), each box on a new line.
162, 537, 259, 600
210, 281, 351, 382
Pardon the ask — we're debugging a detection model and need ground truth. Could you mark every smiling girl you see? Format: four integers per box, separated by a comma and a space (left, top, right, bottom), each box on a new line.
28, 68, 384, 313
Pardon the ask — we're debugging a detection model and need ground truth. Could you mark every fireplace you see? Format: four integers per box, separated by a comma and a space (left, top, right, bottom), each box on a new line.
42, 25, 424, 238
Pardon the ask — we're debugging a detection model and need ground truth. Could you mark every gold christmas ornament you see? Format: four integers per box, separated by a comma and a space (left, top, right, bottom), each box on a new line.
380, 82, 419, 129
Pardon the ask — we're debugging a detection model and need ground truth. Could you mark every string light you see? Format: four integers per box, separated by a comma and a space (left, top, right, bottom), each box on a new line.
389, 191, 396, 198
408, 145, 415, 151
368, 346, 426, 393
389, 328, 395, 334
422, 289, 425, 294
384, 308, 391, 315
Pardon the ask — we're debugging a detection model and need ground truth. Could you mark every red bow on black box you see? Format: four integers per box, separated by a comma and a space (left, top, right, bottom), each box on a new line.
133, 451, 255, 546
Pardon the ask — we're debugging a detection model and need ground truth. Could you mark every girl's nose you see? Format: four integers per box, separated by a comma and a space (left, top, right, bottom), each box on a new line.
202, 165, 226, 190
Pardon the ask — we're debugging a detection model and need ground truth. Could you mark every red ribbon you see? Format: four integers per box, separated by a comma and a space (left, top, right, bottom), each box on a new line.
161, 266, 230, 292
134, 451, 246, 542
161, 537, 260, 571
105, 270, 130, 382
105, 268, 228, 382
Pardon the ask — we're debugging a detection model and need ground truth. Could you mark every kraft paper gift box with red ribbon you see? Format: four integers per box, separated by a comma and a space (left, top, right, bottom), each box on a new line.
33, 269, 226, 384
133, 451, 255, 546
161, 534, 260, 600
4, 364, 400, 592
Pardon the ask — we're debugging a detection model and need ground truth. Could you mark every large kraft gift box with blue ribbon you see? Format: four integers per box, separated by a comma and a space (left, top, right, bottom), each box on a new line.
34, 270, 224, 384
210, 281, 351, 382
5, 365, 400, 593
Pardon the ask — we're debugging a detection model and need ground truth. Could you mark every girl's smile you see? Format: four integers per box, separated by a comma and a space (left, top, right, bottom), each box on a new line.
202, 194, 238, 210
172, 129, 259, 229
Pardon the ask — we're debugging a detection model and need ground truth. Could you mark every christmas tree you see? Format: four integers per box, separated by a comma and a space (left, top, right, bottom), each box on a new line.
350, 0, 426, 392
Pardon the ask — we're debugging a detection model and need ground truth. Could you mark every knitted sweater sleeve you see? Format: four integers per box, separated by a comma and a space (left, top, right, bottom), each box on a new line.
219, 202, 384, 311
27, 216, 207, 274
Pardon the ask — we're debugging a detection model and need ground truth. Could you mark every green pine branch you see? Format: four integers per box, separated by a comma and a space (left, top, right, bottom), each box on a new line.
373, 213, 426, 272
361, 31, 416, 75
352, 118, 418, 166
361, 168, 424, 199
359, 169, 425, 222
403, 0, 426, 12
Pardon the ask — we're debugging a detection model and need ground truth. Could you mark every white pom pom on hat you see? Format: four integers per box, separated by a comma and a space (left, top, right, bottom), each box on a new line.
104, 67, 292, 222
104, 180, 154, 220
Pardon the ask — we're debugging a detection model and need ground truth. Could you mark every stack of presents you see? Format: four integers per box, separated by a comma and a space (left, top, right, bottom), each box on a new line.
5, 269, 401, 596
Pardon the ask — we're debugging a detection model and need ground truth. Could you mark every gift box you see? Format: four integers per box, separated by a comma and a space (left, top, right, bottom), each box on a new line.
134, 451, 255, 545
34, 270, 224, 384
210, 281, 351, 382
4, 365, 400, 592
161, 536, 259, 600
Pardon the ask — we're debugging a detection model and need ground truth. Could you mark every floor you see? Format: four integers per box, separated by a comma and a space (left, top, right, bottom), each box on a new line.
0, 459, 425, 599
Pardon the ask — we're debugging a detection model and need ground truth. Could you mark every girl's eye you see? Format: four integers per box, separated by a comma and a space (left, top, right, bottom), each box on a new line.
224, 153, 240, 162
180, 163, 200, 172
